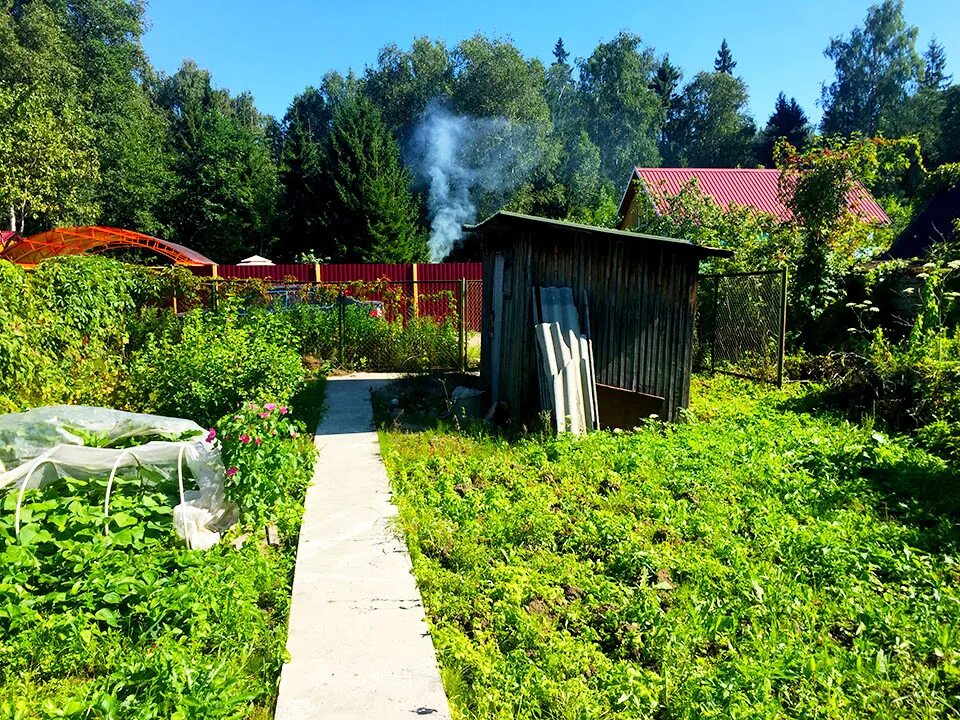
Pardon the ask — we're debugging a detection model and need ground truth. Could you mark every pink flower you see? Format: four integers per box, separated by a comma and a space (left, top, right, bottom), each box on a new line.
264, 403, 277, 411
279, 406, 288, 415
226, 467, 238, 477
259, 411, 271, 419
239, 434, 251, 444
290, 429, 299, 438
205, 428, 216, 442
255, 437, 262, 446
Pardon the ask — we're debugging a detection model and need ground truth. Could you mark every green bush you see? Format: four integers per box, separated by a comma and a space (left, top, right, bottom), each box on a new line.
216, 401, 313, 525
292, 299, 460, 371
126, 301, 305, 427
0, 257, 141, 410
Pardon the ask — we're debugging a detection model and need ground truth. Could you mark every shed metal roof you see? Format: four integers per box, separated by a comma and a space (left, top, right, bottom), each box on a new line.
621, 168, 890, 225
464, 211, 732, 257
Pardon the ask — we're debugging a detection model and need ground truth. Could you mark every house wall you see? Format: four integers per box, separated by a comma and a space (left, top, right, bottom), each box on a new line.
480, 227, 701, 422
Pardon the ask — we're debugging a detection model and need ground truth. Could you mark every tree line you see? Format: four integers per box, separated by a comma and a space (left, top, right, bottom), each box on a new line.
0, 0, 955, 262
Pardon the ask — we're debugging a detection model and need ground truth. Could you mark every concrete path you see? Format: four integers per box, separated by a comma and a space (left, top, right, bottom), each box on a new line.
275, 373, 451, 720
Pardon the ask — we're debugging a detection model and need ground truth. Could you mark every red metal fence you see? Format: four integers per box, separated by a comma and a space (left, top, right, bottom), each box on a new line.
190, 262, 482, 283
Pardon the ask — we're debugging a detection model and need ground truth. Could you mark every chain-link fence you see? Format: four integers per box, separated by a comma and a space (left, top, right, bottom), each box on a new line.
694, 269, 787, 386
202, 278, 482, 372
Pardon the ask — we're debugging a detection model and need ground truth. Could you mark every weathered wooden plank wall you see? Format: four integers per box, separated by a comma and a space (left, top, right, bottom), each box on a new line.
481, 226, 701, 422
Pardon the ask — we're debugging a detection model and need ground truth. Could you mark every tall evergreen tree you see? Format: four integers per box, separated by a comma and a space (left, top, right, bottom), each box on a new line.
714, 39, 737, 74
921, 38, 951, 91
277, 85, 338, 259
156, 62, 279, 262
756, 93, 811, 167
650, 55, 682, 108
821, 0, 922, 135
318, 95, 426, 262
650, 56, 683, 157
553, 38, 570, 66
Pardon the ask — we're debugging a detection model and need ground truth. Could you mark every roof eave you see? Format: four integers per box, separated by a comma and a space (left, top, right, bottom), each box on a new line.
463, 211, 732, 259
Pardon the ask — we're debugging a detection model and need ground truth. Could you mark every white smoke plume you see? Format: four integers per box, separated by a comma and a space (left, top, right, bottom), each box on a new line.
408, 102, 542, 261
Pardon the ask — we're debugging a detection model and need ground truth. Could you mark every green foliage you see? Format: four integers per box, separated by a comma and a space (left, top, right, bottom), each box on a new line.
776, 135, 886, 339
629, 179, 801, 274
156, 62, 280, 262
0, 399, 317, 717
384, 376, 960, 719
364, 38, 454, 138
0, 256, 144, 410
126, 300, 305, 427
0, 85, 99, 231
286, 284, 463, 371
663, 70, 756, 167
821, 0, 923, 136
579, 32, 663, 180
714, 39, 736, 74
317, 94, 428, 262
277, 83, 339, 259
756, 93, 811, 168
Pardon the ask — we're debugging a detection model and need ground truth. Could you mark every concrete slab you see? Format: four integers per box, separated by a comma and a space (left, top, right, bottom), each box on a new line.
275, 373, 451, 720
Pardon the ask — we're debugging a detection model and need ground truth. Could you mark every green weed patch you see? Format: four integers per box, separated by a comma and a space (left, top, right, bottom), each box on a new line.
383, 376, 960, 719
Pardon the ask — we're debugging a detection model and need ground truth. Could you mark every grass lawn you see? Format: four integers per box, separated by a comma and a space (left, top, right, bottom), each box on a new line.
381, 376, 960, 719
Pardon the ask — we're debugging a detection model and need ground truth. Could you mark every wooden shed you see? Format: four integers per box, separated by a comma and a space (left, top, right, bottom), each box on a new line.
466, 211, 731, 424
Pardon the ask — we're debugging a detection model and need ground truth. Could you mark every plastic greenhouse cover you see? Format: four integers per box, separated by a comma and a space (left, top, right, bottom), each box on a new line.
0, 406, 237, 549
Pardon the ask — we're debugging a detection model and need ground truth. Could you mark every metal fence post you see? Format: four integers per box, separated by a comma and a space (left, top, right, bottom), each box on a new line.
338, 290, 345, 368
710, 277, 720, 374
458, 277, 466, 372
777, 267, 788, 388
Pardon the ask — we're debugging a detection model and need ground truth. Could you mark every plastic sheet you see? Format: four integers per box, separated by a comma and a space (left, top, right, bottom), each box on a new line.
0, 406, 237, 549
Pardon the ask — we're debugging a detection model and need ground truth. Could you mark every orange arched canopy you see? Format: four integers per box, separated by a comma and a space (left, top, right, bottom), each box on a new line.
0, 226, 214, 266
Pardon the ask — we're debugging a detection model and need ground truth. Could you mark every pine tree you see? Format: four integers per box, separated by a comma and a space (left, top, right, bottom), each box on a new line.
319, 95, 427, 262
756, 93, 811, 167
921, 38, 951, 91
650, 56, 682, 108
553, 38, 570, 66
715, 39, 737, 74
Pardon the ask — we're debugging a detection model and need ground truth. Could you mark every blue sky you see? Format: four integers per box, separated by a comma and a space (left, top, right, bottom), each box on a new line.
141, 0, 958, 125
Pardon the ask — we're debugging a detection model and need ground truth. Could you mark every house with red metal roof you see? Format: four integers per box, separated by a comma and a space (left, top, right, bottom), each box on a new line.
618, 168, 889, 231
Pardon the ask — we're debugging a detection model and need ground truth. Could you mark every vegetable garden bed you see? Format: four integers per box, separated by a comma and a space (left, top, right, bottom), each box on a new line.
0, 390, 322, 719
382, 376, 960, 719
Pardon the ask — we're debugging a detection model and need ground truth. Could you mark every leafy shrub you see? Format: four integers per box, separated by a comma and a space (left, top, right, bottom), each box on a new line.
215, 401, 314, 524
802, 255, 960, 438
126, 301, 305, 427
290, 291, 461, 371
0, 257, 141, 410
